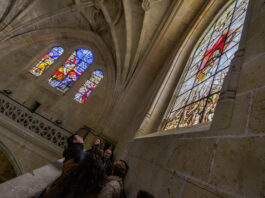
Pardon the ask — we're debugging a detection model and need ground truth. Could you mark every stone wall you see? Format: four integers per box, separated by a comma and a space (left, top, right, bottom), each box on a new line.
0, 159, 62, 198
0, 149, 17, 183
121, 0, 265, 197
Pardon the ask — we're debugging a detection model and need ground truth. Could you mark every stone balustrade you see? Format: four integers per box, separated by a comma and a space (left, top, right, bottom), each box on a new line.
0, 93, 71, 149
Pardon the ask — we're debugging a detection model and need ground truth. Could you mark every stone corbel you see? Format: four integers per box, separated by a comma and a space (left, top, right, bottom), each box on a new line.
141, 0, 162, 11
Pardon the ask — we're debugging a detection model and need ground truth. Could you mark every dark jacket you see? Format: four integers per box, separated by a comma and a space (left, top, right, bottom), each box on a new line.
63, 143, 85, 163
102, 158, 112, 176
40, 176, 123, 198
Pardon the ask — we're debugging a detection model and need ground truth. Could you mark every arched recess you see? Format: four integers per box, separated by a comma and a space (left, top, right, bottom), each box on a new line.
0, 28, 116, 131
135, 0, 251, 137
0, 141, 23, 183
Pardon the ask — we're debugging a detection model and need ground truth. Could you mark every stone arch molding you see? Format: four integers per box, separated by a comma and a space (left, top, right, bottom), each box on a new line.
136, 0, 249, 136
0, 140, 23, 176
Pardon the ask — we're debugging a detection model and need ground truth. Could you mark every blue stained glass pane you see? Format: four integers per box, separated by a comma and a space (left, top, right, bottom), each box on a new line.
30, 46, 64, 77
49, 48, 94, 92
74, 69, 104, 103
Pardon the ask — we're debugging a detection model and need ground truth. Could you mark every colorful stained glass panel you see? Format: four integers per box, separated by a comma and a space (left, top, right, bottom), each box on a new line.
74, 70, 104, 104
164, 109, 184, 130
49, 48, 93, 92
179, 77, 195, 95
202, 93, 220, 123
163, 0, 249, 130
184, 63, 199, 81
188, 77, 213, 104
172, 91, 190, 112
210, 67, 229, 94
179, 99, 206, 128
30, 46, 64, 76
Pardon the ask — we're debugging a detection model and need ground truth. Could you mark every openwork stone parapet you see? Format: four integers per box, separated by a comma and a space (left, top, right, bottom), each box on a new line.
0, 93, 71, 149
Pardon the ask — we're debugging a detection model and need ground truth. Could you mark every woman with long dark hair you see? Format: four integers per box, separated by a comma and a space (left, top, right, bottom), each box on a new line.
41, 149, 107, 198
40, 146, 129, 198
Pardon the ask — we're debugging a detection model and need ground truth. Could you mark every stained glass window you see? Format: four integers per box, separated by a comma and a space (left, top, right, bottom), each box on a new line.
30, 46, 64, 76
74, 70, 104, 103
49, 48, 94, 92
164, 0, 248, 130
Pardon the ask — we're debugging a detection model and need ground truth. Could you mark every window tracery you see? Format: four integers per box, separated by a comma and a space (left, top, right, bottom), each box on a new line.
49, 48, 94, 93
74, 70, 104, 103
30, 46, 64, 77
164, 0, 249, 130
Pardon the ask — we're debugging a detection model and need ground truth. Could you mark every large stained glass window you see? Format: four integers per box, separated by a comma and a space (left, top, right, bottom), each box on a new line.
49, 48, 94, 92
164, 0, 248, 130
30, 46, 64, 76
74, 70, 104, 103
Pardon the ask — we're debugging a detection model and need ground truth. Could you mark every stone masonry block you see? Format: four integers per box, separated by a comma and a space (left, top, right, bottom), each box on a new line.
249, 86, 265, 133
210, 137, 265, 198
182, 182, 223, 198
167, 138, 217, 181
238, 53, 265, 94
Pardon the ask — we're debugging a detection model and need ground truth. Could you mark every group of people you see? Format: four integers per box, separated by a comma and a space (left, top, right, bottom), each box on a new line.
38, 134, 128, 198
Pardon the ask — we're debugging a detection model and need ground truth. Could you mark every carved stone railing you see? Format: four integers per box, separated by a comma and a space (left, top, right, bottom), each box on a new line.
0, 93, 71, 149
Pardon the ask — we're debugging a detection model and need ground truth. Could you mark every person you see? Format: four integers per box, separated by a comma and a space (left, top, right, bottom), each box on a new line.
102, 148, 113, 176
39, 149, 129, 198
93, 138, 101, 146
86, 138, 104, 157
63, 134, 85, 163
39, 149, 107, 198
100, 160, 129, 198
62, 134, 86, 176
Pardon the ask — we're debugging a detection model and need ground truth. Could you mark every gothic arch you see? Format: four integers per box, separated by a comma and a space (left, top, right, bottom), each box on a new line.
0, 140, 23, 180
136, 0, 251, 136
0, 28, 116, 130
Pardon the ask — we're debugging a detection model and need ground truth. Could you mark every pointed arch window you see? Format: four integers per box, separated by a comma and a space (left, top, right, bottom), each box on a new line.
49, 48, 94, 93
163, 0, 249, 130
74, 70, 104, 103
30, 46, 64, 76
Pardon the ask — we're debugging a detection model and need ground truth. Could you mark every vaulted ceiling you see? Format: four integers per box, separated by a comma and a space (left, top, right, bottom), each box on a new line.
0, 0, 175, 87
0, 0, 214, 140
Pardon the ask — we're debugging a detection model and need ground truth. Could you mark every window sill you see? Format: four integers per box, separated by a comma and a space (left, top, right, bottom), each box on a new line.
134, 122, 211, 140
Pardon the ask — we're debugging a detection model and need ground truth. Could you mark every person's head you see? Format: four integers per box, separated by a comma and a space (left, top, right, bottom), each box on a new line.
103, 148, 112, 159
112, 160, 128, 180
61, 150, 107, 197
67, 134, 84, 145
93, 138, 101, 145
91, 143, 105, 157
73, 134, 84, 144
